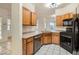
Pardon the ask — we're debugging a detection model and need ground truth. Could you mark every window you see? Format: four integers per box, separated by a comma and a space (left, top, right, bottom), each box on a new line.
50, 22, 56, 30
7, 19, 11, 30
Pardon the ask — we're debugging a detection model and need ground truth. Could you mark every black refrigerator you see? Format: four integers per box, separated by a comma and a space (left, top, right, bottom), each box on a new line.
60, 17, 79, 55
72, 17, 79, 54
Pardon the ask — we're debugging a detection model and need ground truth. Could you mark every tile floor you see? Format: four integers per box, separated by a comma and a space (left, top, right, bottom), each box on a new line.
35, 44, 72, 55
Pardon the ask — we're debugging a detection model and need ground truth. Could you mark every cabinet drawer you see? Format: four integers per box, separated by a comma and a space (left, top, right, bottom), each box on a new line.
52, 33, 60, 36
26, 41, 33, 55
26, 37, 33, 43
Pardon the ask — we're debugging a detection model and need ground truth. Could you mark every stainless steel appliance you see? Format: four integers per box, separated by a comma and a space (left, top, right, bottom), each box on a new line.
63, 18, 73, 26
33, 34, 42, 53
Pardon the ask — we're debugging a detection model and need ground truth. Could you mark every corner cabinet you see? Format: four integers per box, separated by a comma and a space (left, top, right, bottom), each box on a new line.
52, 32, 60, 45
42, 33, 52, 45
22, 7, 37, 26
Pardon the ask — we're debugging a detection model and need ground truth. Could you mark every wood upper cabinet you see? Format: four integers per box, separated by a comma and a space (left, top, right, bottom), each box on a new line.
31, 12, 37, 26
22, 37, 33, 55
63, 14, 70, 19
52, 32, 60, 45
42, 33, 52, 45
56, 16, 63, 26
69, 13, 74, 18
56, 13, 74, 26
22, 7, 31, 25
63, 13, 73, 19
22, 7, 37, 26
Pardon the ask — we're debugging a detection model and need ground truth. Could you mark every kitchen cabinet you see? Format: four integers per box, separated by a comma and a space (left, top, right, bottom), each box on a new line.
69, 13, 74, 18
22, 37, 33, 55
56, 16, 63, 26
22, 39, 27, 55
31, 12, 37, 26
52, 32, 60, 45
22, 7, 37, 26
41, 34, 43, 45
63, 13, 74, 19
56, 13, 74, 26
22, 7, 31, 25
63, 14, 70, 19
42, 33, 52, 45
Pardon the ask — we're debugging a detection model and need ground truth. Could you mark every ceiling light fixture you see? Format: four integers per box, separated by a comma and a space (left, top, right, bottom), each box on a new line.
45, 3, 61, 8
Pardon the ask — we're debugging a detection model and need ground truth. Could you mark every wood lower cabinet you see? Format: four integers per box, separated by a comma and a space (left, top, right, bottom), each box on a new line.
42, 33, 52, 45
22, 37, 33, 55
22, 39, 27, 55
52, 32, 60, 45
26, 40, 33, 55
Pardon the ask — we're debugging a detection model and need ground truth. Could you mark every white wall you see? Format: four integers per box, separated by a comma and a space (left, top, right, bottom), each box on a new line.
23, 3, 35, 12
11, 3, 22, 55
37, 17, 45, 31
56, 3, 79, 16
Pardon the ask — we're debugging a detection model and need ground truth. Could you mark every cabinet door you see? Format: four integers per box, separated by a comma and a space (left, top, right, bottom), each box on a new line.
47, 35, 52, 44
31, 12, 37, 26
26, 41, 33, 55
22, 39, 27, 55
69, 13, 73, 18
41, 35, 44, 45
56, 16, 63, 26
63, 14, 70, 19
52, 33, 60, 45
43, 36, 48, 44
43, 33, 52, 44
23, 7, 31, 25
54, 35, 60, 45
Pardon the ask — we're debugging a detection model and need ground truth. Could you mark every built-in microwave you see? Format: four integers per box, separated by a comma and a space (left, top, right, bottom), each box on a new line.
63, 18, 73, 26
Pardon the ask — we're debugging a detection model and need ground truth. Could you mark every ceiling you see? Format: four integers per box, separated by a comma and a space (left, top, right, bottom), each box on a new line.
34, 3, 70, 18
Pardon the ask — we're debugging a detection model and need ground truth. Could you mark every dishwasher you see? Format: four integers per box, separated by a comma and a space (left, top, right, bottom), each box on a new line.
33, 34, 42, 53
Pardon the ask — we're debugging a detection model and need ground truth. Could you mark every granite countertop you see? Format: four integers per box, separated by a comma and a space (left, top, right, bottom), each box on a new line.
22, 28, 65, 39
22, 31, 42, 39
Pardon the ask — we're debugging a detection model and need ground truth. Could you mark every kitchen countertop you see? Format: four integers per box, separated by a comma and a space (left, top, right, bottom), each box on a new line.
22, 29, 64, 39
22, 31, 42, 39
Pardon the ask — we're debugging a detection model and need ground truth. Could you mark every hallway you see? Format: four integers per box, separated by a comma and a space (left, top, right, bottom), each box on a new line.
35, 44, 72, 55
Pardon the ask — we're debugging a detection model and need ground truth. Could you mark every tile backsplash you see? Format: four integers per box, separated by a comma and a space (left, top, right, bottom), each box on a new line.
23, 26, 38, 33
